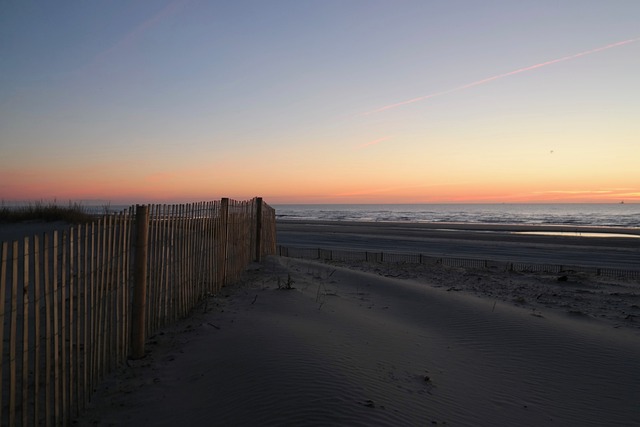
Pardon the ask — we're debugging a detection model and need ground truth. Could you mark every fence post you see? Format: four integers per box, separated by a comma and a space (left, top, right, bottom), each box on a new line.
255, 197, 263, 262
131, 205, 149, 360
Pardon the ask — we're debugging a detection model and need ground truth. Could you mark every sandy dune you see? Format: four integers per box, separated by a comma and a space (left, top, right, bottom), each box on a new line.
76, 256, 640, 426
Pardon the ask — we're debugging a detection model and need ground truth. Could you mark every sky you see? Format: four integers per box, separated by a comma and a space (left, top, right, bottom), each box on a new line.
1, 1, 639, 205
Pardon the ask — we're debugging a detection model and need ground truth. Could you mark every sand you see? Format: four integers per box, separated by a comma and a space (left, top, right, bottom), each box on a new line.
3, 220, 639, 425
75, 256, 640, 426
276, 220, 640, 270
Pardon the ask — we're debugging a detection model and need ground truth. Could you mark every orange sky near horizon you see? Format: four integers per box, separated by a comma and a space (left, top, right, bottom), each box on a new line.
1, 2, 639, 205
2, 165, 637, 205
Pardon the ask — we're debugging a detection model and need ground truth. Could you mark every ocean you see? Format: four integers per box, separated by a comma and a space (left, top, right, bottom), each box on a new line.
10, 201, 636, 229
273, 204, 640, 228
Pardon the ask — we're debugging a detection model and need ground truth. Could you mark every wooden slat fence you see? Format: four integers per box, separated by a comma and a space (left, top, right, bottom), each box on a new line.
1, 197, 276, 427
278, 245, 640, 280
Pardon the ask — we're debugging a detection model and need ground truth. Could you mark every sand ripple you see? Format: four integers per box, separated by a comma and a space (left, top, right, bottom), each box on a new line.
76, 257, 640, 426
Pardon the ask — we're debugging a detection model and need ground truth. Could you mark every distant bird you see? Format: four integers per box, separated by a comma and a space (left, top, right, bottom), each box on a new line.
550, 150, 554, 154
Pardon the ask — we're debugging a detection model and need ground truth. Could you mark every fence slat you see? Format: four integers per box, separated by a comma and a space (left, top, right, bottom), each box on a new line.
69, 228, 76, 420
9, 241, 18, 427
157, 205, 168, 329
179, 204, 186, 318
52, 231, 61, 427
34, 235, 41, 427
88, 222, 96, 403
43, 234, 52, 427
0, 242, 7, 426
118, 212, 128, 361
150, 205, 160, 334
114, 214, 122, 364
61, 231, 69, 426
95, 219, 105, 383
107, 215, 117, 372
21, 237, 30, 426
81, 223, 89, 410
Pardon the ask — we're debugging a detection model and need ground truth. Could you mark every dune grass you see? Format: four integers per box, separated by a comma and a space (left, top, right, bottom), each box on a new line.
0, 200, 96, 223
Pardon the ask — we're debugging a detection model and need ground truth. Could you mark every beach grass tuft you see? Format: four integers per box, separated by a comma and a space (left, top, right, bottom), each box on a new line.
0, 200, 95, 223
277, 273, 295, 290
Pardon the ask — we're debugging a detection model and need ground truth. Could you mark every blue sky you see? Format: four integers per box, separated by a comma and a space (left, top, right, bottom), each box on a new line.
2, 1, 639, 203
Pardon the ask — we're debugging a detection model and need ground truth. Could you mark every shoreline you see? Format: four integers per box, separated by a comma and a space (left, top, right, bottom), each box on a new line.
276, 220, 640, 271
2, 219, 637, 245
277, 219, 640, 236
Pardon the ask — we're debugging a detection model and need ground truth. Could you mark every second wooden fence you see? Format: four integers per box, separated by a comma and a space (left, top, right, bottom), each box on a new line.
277, 245, 640, 279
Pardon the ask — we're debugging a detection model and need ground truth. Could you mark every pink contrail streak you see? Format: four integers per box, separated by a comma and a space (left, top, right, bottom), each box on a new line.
358, 136, 392, 149
362, 37, 639, 115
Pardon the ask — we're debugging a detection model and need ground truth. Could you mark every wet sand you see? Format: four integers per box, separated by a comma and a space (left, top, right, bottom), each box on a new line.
276, 220, 640, 270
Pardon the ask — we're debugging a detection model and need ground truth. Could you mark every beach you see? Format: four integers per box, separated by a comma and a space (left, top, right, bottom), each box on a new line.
277, 220, 640, 271
74, 227, 640, 426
